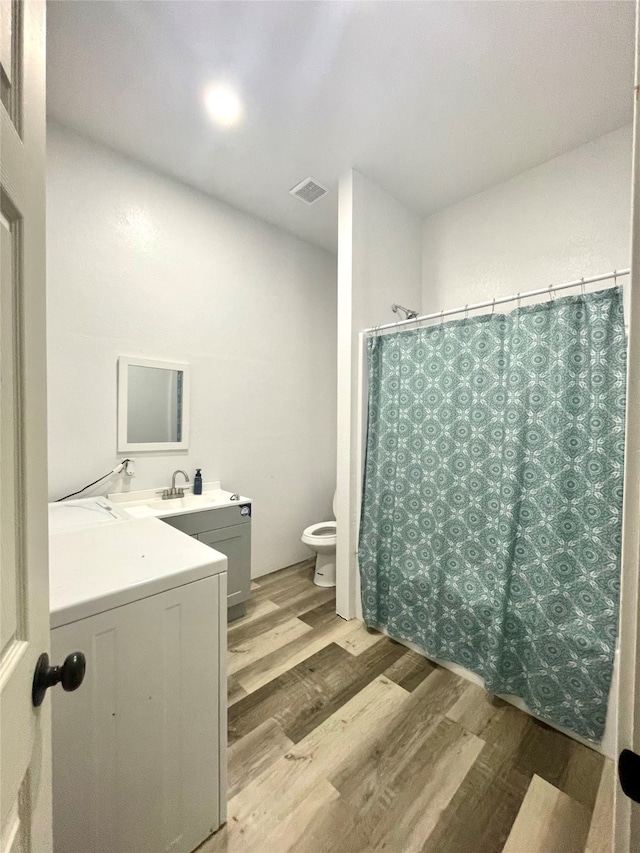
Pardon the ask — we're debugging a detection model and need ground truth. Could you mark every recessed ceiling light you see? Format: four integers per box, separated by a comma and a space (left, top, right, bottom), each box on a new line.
204, 84, 243, 127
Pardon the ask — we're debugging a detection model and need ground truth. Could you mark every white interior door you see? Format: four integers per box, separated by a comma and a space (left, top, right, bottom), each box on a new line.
615, 2, 640, 851
0, 2, 51, 851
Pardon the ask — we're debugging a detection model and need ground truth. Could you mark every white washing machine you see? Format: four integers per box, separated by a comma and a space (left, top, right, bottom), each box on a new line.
48, 498, 227, 853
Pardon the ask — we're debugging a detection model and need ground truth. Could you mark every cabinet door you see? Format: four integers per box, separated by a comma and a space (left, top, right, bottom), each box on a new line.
199, 524, 250, 608
162, 506, 248, 536
50, 574, 225, 853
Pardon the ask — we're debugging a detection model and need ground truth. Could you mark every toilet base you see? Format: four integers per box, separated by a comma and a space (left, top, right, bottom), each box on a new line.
313, 552, 336, 588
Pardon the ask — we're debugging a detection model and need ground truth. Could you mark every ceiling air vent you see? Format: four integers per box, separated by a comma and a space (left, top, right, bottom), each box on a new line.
289, 177, 329, 205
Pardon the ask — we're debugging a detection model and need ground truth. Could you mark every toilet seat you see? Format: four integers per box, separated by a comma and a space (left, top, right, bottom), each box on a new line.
302, 521, 336, 544
304, 521, 336, 537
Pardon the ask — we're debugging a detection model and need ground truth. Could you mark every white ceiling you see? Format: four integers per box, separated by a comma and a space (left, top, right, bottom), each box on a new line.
46, 1, 634, 253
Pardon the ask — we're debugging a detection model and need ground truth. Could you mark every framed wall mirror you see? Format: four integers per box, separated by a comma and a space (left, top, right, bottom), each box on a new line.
117, 357, 190, 452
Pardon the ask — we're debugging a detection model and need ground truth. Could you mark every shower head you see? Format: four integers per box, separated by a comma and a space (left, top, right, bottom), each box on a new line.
392, 303, 419, 320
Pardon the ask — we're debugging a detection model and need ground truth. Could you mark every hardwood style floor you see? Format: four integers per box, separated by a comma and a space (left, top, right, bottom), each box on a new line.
199, 560, 614, 853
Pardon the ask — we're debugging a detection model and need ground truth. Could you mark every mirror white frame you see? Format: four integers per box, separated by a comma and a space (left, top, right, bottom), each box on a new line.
117, 356, 191, 452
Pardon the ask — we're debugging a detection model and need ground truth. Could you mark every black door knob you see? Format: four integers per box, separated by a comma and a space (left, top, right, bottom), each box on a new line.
619, 749, 640, 803
32, 651, 86, 707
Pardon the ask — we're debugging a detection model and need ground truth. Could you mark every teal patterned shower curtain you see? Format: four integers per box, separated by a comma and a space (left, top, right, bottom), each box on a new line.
359, 287, 626, 742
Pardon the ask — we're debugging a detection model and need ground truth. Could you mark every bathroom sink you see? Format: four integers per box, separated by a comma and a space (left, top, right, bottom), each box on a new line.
110, 486, 250, 520
147, 495, 214, 511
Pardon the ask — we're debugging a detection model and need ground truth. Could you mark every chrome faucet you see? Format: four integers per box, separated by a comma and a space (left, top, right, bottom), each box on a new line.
162, 469, 190, 500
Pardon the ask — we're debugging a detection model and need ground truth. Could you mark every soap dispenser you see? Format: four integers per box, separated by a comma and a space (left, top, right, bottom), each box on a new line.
194, 469, 202, 495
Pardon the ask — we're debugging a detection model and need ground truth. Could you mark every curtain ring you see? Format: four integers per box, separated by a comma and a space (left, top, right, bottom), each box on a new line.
491, 297, 496, 315
439, 309, 444, 325
464, 304, 469, 320
517, 292, 521, 309
581, 278, 585, 296
548, 283, 555, 302
614, 269, 618, 286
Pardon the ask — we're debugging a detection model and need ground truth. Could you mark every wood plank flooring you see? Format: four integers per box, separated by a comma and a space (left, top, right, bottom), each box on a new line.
199, 559, 613, 853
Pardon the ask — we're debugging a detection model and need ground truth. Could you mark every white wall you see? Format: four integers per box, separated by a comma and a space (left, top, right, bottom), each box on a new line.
422, 125, 632, 312
46, 123, 337, 577
336, 170, 422, 617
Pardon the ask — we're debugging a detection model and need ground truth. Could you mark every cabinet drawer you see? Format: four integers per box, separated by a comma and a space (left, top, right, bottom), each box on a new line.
198, 524, 251, 607
162, 504, 250, 536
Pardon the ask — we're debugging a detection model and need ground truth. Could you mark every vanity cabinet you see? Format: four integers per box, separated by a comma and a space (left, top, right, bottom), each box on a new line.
161, 504, 251, 620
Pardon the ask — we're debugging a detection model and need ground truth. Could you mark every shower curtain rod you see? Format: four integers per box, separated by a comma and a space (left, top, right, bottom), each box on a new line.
363, 268, 630, 335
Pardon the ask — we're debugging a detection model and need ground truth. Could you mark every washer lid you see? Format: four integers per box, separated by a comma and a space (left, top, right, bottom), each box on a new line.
49, 516, 227, 629
48, 497, 129, 532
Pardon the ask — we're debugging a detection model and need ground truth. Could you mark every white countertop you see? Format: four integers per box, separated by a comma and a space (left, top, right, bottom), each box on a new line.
108, 481, 252, 520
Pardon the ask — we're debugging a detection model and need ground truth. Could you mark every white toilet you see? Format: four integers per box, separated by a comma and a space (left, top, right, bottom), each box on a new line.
302, 493, 337, 587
